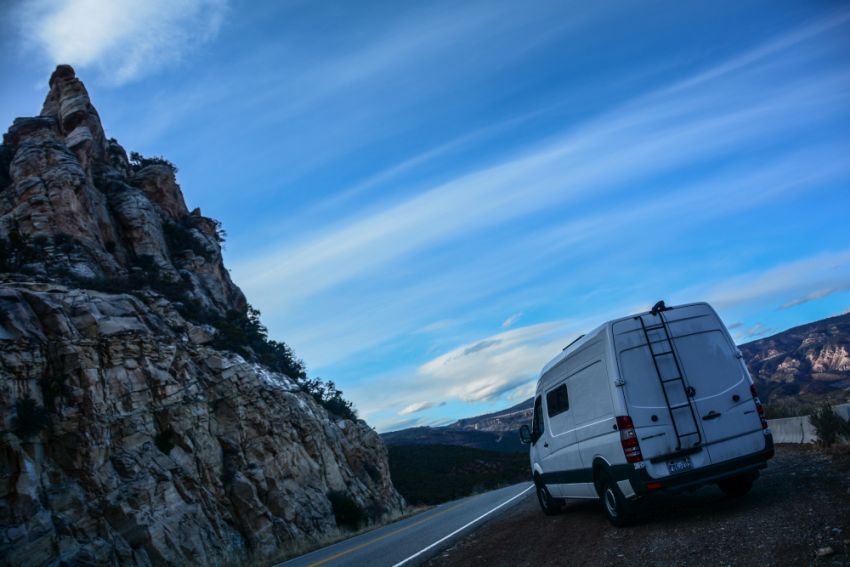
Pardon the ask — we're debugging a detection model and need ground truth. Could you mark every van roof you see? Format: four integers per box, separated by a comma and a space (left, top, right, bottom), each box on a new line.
538, 301, 710, 378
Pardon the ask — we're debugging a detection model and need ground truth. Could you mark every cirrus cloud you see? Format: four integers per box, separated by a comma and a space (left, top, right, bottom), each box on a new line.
13, 0, 228, 85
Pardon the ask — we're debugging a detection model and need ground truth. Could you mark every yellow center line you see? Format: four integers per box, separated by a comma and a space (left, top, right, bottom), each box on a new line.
304, 503, 464, 567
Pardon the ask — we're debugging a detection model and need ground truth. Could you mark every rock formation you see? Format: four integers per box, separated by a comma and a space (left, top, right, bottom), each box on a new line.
740, 312, 850, 404
0, 66, 403, 566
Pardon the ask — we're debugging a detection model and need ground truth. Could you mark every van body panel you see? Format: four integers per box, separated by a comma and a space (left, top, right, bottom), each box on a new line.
528, 301, 773, 509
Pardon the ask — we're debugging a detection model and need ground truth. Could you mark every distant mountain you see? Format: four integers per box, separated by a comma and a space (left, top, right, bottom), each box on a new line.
381, 398, 533, 452
742, 312, 850, 405
383, 312, 850, 451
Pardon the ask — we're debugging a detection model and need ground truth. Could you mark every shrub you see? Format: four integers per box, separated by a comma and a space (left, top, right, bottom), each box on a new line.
811, 403, 850, 447
327, 491, 364, 530
0, 227, 39, 272
763, 399, 816, 420
129, 151, 178, 173
163, 221, 212, 261
301, 378, 357, 421
12, 398, 48, 438
210, 306, 308, 380
53, 232, 76, 254
154, 427, 177, 454
41, 372, 69, 409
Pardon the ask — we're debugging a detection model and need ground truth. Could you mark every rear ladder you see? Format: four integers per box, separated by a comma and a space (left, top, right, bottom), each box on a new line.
636, 311, 702, 451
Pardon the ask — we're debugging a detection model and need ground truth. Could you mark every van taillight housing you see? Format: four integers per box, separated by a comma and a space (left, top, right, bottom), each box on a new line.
750, 384, 768, 429
616, 415, 643, 463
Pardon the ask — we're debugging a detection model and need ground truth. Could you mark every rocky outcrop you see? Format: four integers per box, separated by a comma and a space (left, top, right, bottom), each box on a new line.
740, 312, 850, 403
0, 67, 403, 566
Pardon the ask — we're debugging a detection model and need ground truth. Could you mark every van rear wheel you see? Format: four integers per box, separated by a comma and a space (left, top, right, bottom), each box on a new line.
535, 478, 563, 516
600, 475, 634, 527
718, 474, 753, 497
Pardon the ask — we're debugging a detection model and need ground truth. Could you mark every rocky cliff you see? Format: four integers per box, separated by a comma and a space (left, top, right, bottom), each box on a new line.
0, 66, 403, 566
740, 312, 850, 405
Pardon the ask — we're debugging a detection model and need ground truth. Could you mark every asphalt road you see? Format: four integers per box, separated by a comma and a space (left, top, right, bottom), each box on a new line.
275, 482, 534, 567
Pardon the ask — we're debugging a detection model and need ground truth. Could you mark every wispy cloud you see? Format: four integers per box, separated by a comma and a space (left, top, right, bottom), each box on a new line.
417, 322, 571, 403
14, 0, 227, 85
502, 312, 524, 328
692, 250, 850, 310
398, 401, 446, 416
235, 39, 849, 321
736, 323, 776, 342
780, 284, 850, 310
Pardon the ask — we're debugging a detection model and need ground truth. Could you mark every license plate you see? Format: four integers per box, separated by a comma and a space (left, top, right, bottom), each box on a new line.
667, 456, 693, 474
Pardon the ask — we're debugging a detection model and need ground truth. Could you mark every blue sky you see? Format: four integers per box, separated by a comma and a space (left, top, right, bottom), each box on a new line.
2, 0, 849, 432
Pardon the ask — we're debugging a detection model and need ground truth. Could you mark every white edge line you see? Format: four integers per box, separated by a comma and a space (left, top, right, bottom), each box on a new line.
391, 484, 534, 567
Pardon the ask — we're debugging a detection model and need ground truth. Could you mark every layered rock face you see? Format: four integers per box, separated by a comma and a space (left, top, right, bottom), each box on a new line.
0, 66, 403, 566
740, 312, 850, 403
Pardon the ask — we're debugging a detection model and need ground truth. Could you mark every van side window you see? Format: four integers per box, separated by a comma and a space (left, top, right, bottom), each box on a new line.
546, 384, 570, 417
532, 396, 544, 438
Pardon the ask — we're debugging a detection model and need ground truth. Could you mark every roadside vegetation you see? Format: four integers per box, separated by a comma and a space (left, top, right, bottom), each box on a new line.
811, 403, 850, 447
387, 444, 530, 505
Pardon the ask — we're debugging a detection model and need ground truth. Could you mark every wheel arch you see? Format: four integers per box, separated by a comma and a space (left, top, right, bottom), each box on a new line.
591, 456, 613, 496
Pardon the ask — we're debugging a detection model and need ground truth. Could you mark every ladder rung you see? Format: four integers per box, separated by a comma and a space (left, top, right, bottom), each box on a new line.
651, 349, 673, 357
669, 402, 691, 410
661, 377, 683, 383
643, 323, 665, 331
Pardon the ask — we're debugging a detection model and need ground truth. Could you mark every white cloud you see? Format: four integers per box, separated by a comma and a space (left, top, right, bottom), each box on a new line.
417, 322, 573, 403
780, 284, 850, 310
501, 312, 524, 328
689, 250, 850, 310
398, 401, 445, 416
14, 0, 227, 85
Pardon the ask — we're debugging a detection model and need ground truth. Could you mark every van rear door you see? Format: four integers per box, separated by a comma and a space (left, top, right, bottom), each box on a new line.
661, 304, 764, 464
612, 303, 762, 468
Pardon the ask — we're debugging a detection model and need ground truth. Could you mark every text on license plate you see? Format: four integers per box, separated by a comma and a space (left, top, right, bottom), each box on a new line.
667, 456, 693, 474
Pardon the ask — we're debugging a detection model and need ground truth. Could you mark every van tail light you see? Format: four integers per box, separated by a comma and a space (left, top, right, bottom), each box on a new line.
750, 384, 768, 429
616, 415, 643, 463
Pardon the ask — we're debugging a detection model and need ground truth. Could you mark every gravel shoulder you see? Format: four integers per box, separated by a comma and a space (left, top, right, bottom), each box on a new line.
423, 445, 850, 567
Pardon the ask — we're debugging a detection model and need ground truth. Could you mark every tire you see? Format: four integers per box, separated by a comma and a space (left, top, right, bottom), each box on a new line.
718, 474, 753, 497
599, 475, 634, 527
535, 478, 563, 516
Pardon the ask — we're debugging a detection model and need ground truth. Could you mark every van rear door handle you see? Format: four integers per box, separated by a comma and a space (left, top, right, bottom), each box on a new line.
702, 410, 722, 421
543, 442, 549, 447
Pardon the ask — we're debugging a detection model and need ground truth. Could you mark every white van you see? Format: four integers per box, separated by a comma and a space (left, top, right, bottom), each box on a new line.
519, 301, 774, 526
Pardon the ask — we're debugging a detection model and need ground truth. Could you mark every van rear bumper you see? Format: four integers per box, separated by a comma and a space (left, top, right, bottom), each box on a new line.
629, 432, 774, 497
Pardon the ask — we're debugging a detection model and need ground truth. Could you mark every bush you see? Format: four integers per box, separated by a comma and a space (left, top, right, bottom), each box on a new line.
129, 151, 178, 173
41, 372, 69, 409
387, 445, 531, 505
53, 232, 76, 254
300, 378, 357, 421
811, 403, 850, 447
12, 398, 48, 438
763, 399, 816, 420
327, 491, 364, 530
0, 227, 39, 272
163, 220, 213, 261
154, 427, 177, 454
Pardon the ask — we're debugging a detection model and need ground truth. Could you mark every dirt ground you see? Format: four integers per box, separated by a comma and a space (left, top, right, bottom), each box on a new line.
423, 445, 850, 567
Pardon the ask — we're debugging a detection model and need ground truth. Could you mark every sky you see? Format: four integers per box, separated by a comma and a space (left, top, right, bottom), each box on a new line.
1, 0, 849, 432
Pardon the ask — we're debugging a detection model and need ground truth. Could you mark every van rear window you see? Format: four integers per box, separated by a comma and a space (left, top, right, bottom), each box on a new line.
546, 384, 569, 417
